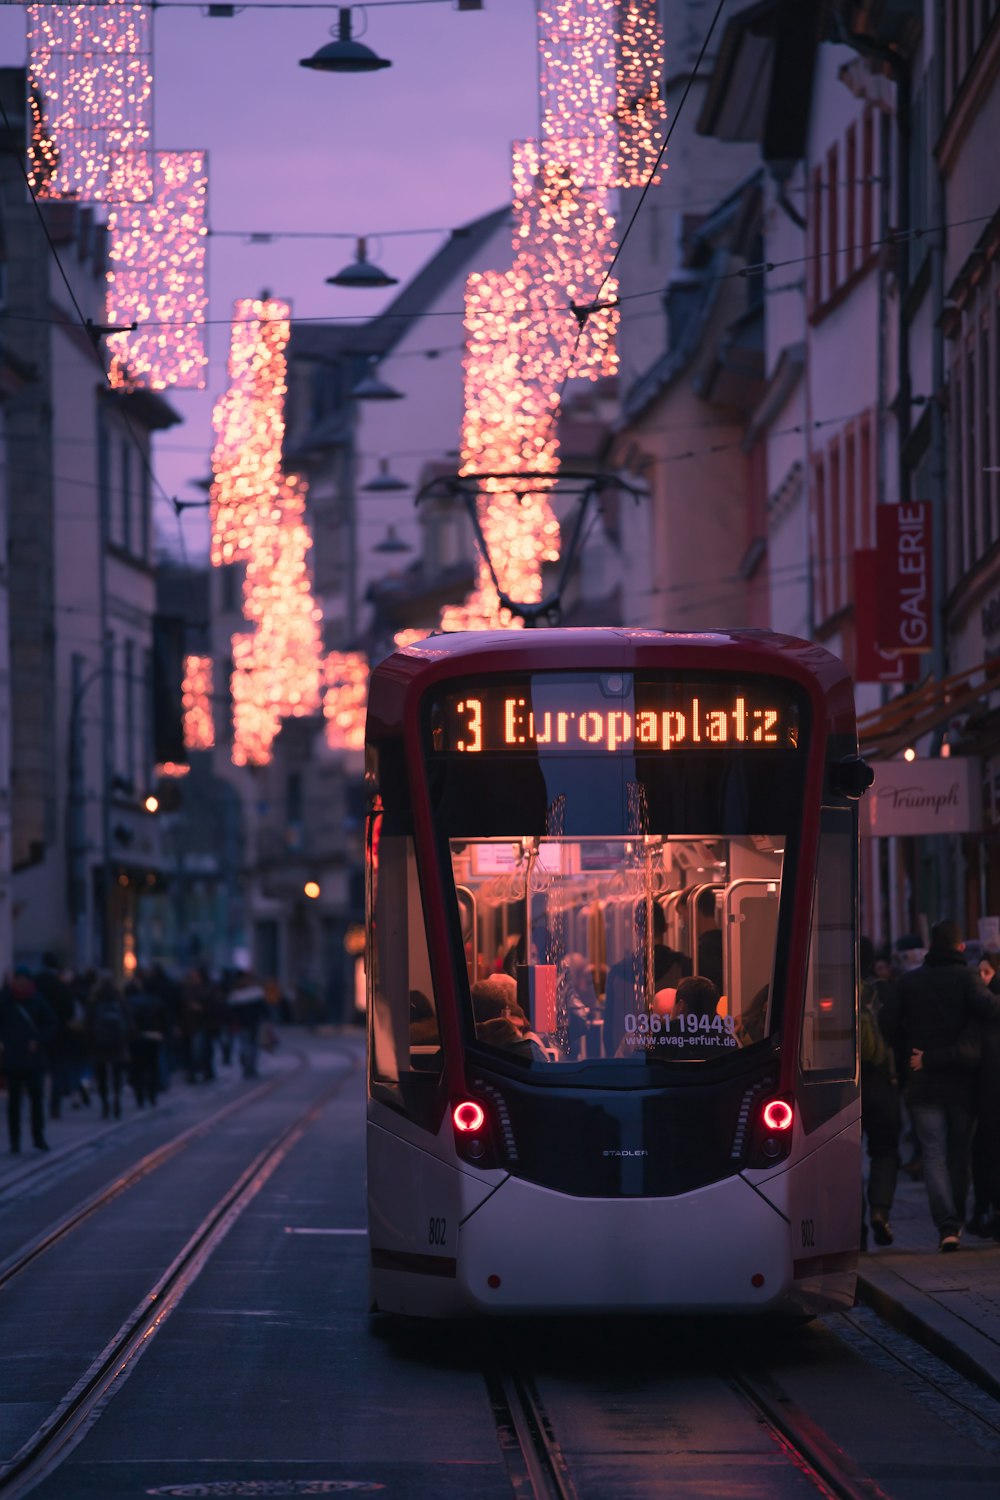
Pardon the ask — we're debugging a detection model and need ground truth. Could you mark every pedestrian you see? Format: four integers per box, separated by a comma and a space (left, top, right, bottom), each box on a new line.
125, 973, 167, 1109
969, 947, 1000, 1238
226, 966, 268, 1080
0, 967, 56, 1153
880, 920, 1000, 1251
87, 976, 133, 1120
33, 952, 89, 1119
859, 937, 900, 1247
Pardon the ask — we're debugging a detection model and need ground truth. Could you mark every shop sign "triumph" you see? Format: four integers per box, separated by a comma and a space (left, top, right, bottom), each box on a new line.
864, 756, 981, 837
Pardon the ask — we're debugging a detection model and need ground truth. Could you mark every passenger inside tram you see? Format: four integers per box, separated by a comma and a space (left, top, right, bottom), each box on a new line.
449, 833, 783, 1067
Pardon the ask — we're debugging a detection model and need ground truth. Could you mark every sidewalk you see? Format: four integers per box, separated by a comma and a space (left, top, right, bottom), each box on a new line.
856, 1170, 1000, 1400
0, 1043, 291, 1197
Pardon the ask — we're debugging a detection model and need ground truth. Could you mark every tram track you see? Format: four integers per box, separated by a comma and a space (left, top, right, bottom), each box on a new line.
0, 1050, 309, 1292
482, 1316, 934, 1500
0, 1046, 358, 1500
727, 1362, 891, 1500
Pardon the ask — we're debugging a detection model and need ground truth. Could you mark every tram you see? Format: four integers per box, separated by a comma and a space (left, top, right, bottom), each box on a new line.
364, 629, 872, 1318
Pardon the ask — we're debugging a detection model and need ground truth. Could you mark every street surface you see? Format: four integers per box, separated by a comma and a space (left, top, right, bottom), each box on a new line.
2, 1032, 1000, 1499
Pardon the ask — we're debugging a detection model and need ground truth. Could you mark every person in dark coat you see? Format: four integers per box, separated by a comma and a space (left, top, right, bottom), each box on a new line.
87, 977, 133, 1120
33, 953, 89, 1119
226, 969, 268, 1080
859, 936, 900, 1247
969, 947, 1000, 1237
879, 920, 1000, 1251
125, 974, 168, 1109
0, 969, 57, 1153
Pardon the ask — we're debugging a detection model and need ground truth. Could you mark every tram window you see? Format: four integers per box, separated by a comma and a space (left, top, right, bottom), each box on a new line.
800, 810, 857, 1077
369, 830, 442, 1086
447, 835, 786, 1067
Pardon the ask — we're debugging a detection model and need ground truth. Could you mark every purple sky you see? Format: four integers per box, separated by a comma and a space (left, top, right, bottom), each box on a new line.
0, 1, 540, 556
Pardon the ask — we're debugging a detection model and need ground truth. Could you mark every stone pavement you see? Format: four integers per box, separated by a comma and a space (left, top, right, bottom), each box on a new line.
857, 1167, 1000, 1400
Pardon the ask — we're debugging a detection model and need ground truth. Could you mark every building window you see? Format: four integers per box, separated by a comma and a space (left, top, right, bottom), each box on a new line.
124, 639, 135, 787
844, 124, 857, 279
140, 461, 151, 564
121, 439, 133, 553
966, 334, 977, 561
826, 143, 839, 304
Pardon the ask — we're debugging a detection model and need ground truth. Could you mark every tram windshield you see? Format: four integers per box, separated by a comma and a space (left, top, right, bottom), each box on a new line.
425, 671, 808, 1070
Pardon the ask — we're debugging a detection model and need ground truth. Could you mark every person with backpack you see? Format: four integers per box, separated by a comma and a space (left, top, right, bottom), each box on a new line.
859, 937, 900, 1247
87, 977, 133, 1120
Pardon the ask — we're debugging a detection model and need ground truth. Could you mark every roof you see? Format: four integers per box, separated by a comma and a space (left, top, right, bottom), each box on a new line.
696, 0, 822, 164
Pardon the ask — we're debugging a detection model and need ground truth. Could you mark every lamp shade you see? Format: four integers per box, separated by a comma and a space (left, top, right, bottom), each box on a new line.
373, 525, 413, 554
300, 8, 392, 72
352, 362, 403, 400
327, 237, 398, 288
362, 458, 409, 492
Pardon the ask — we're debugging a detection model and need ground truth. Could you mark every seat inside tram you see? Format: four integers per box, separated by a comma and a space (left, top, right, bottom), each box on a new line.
448, 834, 783, 1065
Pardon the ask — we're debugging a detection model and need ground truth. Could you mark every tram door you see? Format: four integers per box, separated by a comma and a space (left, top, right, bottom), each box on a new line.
724, 880, 779, 1040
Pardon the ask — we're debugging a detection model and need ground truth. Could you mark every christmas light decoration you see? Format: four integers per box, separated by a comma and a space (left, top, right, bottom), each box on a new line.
392, 628, 431, 650
323, 652, 368, 752
210, 299, 324, 767
26, 1, 153, 203
447, 2, 658, 630
26, 81, 59, 194
616, 0, 667, 187
106, 151, 208, 390
182, 655, 215, 751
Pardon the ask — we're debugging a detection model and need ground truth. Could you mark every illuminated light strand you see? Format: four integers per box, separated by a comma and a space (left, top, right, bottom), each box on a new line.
616, 0, 667, 187
447, 2, 637, 631
323, 652, 369, 753
392, 628, 430, 650
182, 654, 215, 750
26, 1, 153, 203
106, 150, 208, 390
210, 298, 324, 767
26, 81, 59, 194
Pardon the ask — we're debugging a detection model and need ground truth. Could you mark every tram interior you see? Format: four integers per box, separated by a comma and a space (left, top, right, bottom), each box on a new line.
449, 836, 784, 1064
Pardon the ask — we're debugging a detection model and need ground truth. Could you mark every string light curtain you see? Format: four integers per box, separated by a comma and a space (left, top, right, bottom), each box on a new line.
616, 0, 667, 187
447, 0, 663, 630
26, 0, 153, 203
210, 298, 324, 767
106, 150, 209, 390
182, 655, 215, 751
323, 653, 368, 753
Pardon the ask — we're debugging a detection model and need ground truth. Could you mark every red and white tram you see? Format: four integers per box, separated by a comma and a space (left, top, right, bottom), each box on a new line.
364, 630, 872, 1318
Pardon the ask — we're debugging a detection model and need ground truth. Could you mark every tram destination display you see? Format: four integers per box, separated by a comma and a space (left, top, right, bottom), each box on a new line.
428, 676, 802, 755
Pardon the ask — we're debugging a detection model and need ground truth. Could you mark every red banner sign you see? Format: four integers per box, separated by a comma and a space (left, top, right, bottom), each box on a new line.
876, 502, 932, 653
854, 549, 905, 682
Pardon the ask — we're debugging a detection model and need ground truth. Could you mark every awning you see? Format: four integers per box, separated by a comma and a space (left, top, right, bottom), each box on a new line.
858, 659, 1000, 760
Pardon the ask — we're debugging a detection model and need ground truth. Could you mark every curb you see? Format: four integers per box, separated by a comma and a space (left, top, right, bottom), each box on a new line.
856, 1259, 1000, 1403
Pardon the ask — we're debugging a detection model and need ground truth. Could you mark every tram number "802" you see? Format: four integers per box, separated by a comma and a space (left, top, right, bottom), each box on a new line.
800, 1218, 815, 1249
428, 1217, 448, 1246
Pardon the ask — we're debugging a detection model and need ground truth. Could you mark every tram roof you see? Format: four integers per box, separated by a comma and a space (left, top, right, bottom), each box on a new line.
368, 628, 857, 737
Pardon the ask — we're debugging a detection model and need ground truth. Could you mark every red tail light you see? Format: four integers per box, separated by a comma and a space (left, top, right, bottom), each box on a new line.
762, 1098, 794, 1132
453, 1100, 486, 1133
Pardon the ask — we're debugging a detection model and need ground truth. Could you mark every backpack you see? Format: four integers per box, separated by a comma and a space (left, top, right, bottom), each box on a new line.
94, 996, 127, 1049
859, 980, 888, 1069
